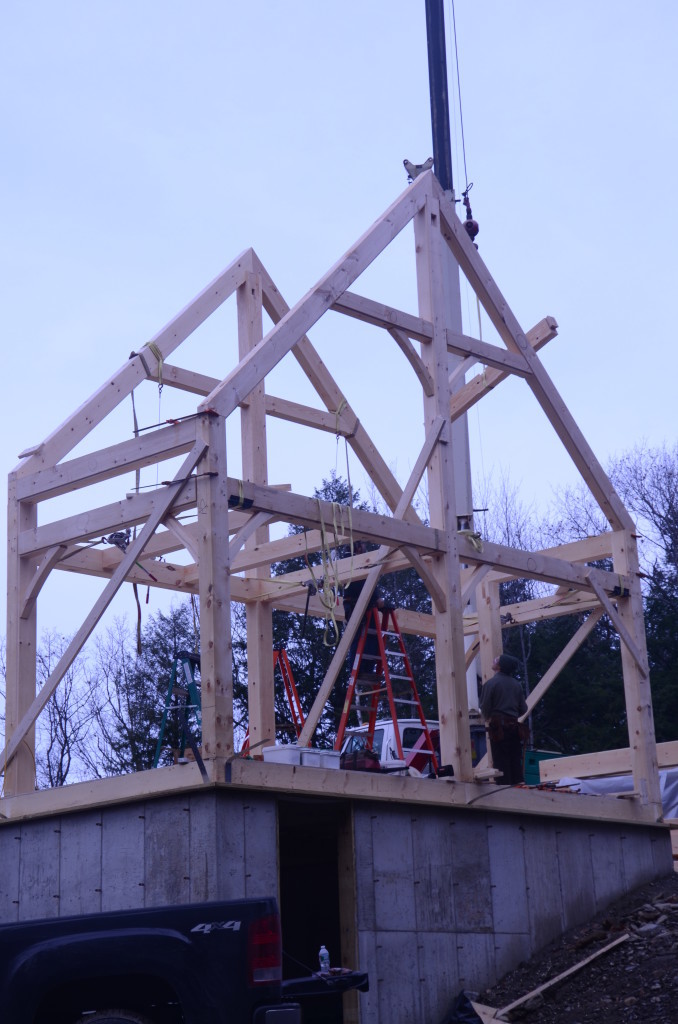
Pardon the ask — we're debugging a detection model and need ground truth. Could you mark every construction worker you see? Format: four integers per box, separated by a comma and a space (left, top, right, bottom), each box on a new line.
480, 653, 528, 785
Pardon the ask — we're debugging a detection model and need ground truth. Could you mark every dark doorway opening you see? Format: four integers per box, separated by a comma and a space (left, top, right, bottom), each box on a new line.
278, 798, 352, 1024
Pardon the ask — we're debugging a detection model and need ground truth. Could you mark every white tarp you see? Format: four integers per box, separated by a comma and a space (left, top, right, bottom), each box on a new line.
556, 769, 678, 818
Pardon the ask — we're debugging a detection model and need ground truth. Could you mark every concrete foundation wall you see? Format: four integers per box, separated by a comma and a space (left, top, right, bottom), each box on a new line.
0, 789, 672, 1024
353, 803, 672, 1024
0, 790, 278, 922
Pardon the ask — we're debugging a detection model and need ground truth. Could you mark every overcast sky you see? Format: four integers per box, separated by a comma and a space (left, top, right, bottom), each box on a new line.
2, 1, 676, 640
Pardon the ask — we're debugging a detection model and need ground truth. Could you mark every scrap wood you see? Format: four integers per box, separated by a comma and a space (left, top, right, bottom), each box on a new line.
470, 1002, 502, 1023
474, 933, 629, 1020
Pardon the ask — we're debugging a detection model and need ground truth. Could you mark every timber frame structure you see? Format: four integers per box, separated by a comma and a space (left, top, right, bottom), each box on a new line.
2, 170, 662, 823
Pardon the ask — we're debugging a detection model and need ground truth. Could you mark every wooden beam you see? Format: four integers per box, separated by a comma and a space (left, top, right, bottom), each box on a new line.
496, 935, 629, 1019
458, 534, 632, 596
4, 483, 38, 795
216, 478, 441, 554
446, 330, 532, 376
1, 441, 207, 775
20, 545, 67, 619
610, 530, 661, 815
331, 289, 433, 343
387, 327, 435, 396
476, 577, 502, 687
164, 515, 200, 563
436, 183, 633, 532
19, 482, 200, 557
0, 754, 662, 826
229, 512, 275, 561
460, 564, 491, 606
157, 363, 220, 396
253, 252, 427, 525
196, 413, 234, 765
540, 740, 678, 781
415, 194, 472, 780
199, 173, 431, 419
587, 572, 648, 674
265, 394, 359, 436
519, 608, 604, 718
402, 546, 446, 613
237, 270, 275, 752
15, 419, 198, 503
16, 252, 252, 475
449, 316, 558, 421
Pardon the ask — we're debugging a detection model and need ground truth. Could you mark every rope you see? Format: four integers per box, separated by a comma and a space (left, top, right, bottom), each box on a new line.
315, 503, 341, 646
147, 342, 164, 388
458, 528, 485, 552
450, 0, 469, 191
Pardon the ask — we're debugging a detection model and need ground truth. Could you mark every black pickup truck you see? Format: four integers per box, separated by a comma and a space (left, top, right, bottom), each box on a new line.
0, 898, 302, 1024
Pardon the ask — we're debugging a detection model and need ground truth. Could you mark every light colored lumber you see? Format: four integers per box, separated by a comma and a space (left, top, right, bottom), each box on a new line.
229, 511, 276, 561
460, 563, 491, 606
458, 534, 632, 596
401, 545, 446, 613
237, 270, 275, 751
464, 637, 480, 670
611, 530, 661, 815
415, 194, 473, 780
164, 514, 200, 563
476, 577, 502, 689
19, 482, 200, 557
16, 252, 251, 475
196, 412, 235, 764
156, 362, 220, 396
4, 480, 38, 794
587, 571, 648, 674
20, 544, 66, 619
497, 934, 629, 1017
216, 478, 441, 554
520, 608, 604, 717
199, 173, 431, 420
265, 394, 360, 436
470, 1002, 502, 1023
1, 441, 207, 775
449, 315, 558, 421
0, 756, 663, 827
254, 252, 427, 526
446, 330, 532, 376
436, 182, 632, 532
540, 740, 678, 781
15, 419, 198, 503
331, 289, 433, 343
387, 326, 434, 395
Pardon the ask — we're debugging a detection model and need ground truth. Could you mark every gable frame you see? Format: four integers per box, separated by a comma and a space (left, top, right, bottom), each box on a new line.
2, 170, 661, 820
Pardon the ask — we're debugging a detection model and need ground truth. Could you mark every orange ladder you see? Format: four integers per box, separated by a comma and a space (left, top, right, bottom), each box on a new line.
334, 606, 439, 773
241, 648, 306, 753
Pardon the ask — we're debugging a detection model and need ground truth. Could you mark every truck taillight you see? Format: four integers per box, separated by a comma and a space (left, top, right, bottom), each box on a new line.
248, 913, 282, 985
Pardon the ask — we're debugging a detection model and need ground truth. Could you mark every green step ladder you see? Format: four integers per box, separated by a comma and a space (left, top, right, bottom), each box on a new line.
153, 650, 208, 780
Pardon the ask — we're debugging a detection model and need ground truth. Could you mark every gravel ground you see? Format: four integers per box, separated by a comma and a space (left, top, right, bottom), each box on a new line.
475, 871, 678, 1024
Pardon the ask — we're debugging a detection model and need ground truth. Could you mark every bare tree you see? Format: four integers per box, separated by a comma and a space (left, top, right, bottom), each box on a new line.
35, 630, 97, 788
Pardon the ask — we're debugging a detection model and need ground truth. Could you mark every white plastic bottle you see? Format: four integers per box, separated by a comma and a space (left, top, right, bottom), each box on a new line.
318, 944, 330, 973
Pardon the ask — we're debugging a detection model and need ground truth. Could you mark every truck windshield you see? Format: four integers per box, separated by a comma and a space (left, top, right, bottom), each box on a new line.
344, 729, 384, 757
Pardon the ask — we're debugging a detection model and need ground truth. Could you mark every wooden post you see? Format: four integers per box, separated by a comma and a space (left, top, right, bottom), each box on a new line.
4, 478, 37, 795
415, 195, 473, 780
238, 271, 275, 752
612, 529, 661, 816
196, 412, 234, 768
477, 578, 502, 686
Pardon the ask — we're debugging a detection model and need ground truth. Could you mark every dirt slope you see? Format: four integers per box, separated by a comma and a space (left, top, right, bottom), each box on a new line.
476, 872, 678, 1024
